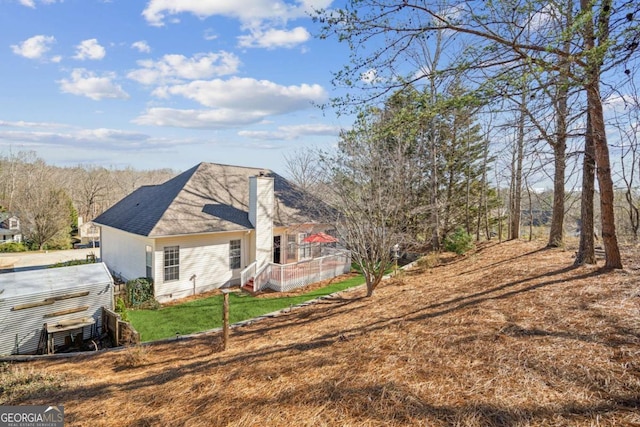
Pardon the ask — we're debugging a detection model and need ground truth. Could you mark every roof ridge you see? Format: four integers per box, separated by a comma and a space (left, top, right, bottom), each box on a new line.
199, 161, 272, 173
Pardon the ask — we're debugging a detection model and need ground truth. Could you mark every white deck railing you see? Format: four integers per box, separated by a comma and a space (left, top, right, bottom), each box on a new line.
268, 251, 351, 292
240, 251, 351, 293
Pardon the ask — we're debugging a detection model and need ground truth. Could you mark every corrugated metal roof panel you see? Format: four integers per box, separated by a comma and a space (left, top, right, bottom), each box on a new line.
0, 262, 112, 299
0, 263, 113, 355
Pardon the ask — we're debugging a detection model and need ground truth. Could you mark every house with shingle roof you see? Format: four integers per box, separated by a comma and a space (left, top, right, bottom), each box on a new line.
0, 213, 21, 244
94, 162, 345, 302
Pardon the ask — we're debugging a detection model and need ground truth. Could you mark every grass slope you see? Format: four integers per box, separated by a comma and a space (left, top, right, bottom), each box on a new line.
2, 240, 639, 426
129, 275, 366, 342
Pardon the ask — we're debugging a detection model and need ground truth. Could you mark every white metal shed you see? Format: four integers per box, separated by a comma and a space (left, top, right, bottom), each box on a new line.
0, 262, 113, 355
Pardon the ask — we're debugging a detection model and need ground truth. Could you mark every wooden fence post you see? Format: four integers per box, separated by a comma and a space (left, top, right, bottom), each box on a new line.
222, 290, 230, 350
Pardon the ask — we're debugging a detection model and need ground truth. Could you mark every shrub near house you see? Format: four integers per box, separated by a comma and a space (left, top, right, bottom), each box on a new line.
0, 242, 27, 253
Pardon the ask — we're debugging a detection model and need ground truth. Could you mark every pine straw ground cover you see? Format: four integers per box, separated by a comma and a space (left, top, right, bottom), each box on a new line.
1, 240, 640, 426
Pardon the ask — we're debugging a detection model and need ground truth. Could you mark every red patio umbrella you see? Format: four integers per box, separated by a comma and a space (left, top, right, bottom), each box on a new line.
302, 232, 339, 243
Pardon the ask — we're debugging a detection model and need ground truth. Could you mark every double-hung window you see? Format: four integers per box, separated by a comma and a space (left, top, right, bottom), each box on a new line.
229, 240, 241, 269
287, 234, 297, 262
299, 233, 312, 259
163, 246, 179, 281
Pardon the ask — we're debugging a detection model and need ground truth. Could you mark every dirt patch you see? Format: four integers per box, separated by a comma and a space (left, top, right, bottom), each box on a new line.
2, 240, 640, 426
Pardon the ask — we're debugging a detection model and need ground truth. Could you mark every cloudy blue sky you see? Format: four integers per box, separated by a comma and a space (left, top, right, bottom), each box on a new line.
0, 0, 351, 174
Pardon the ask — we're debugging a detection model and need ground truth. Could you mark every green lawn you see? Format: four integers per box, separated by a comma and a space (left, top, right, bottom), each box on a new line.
128, 275, 365, 342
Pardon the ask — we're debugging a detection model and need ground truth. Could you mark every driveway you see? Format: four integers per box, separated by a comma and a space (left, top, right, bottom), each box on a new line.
0, 247, 101, 272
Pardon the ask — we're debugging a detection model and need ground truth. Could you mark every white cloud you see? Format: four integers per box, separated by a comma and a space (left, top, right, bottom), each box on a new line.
154, 77, 326, 113
142, 1, 329, 52
135, 78, 327, 129
526, 4, 558, 32
58, 69, 129, 100
131, 40, 151, 53
0, 119, 70, 129
361, 69, 378, 84
238, 26, 310, 49
0, 127, 152, 150
142, 0, 332, 26
238, 123, 341, 140
0, 120, 208, 158
73, 39, 106, 60
75, 128, 149, 141
11, 35, 55, 59
133, 107, 266, 129
18, 0, 63, 7
604, 93, 637, 109
127, 52, 240, 85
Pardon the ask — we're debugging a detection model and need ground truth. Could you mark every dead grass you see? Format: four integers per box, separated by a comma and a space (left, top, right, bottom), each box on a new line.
115, 346, 151, 369
2, 240, 640, 426
0, 362, 68, 403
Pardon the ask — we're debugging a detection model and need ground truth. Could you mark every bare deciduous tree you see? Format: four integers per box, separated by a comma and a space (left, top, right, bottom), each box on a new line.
322, 109, 415, 297
284, 148, 324, 195
14, 160, 73, 250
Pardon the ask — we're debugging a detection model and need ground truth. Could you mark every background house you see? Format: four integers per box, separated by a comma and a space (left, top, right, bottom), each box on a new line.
94, 162, 334, 303
0, 213, 21, 244
77, 216, 100, 247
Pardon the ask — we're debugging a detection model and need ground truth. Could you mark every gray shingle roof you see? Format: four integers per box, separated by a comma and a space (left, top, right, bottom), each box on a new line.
94, 162, 324, 237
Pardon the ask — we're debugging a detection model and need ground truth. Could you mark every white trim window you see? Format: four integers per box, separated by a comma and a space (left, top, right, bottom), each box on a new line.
163, 246, 179, 281
299, 233, 312, 260
287, 234, 297, 262
229, 239, 241, 269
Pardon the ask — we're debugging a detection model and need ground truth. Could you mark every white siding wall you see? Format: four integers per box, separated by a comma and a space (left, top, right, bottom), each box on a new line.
100, 225, 152, 281
249, 175, 274, 268
153, 231, 250, 303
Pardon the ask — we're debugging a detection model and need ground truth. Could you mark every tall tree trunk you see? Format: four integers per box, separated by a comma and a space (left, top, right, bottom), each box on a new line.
430, 133, 440, 250
526, 180, 533, 241
548, 139, 566, 247
625, 189, 639, 240
581, 0, 622, 268
465, 123, 471, 233
587, 85, 622, 268
575, 113, 596, 265
548, 78, 568, 247
547, 0, 572, 248
477, 135, 490, 241
496, 168, 504, 242
426, 30, 444, 251
509, 92, 525, 240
